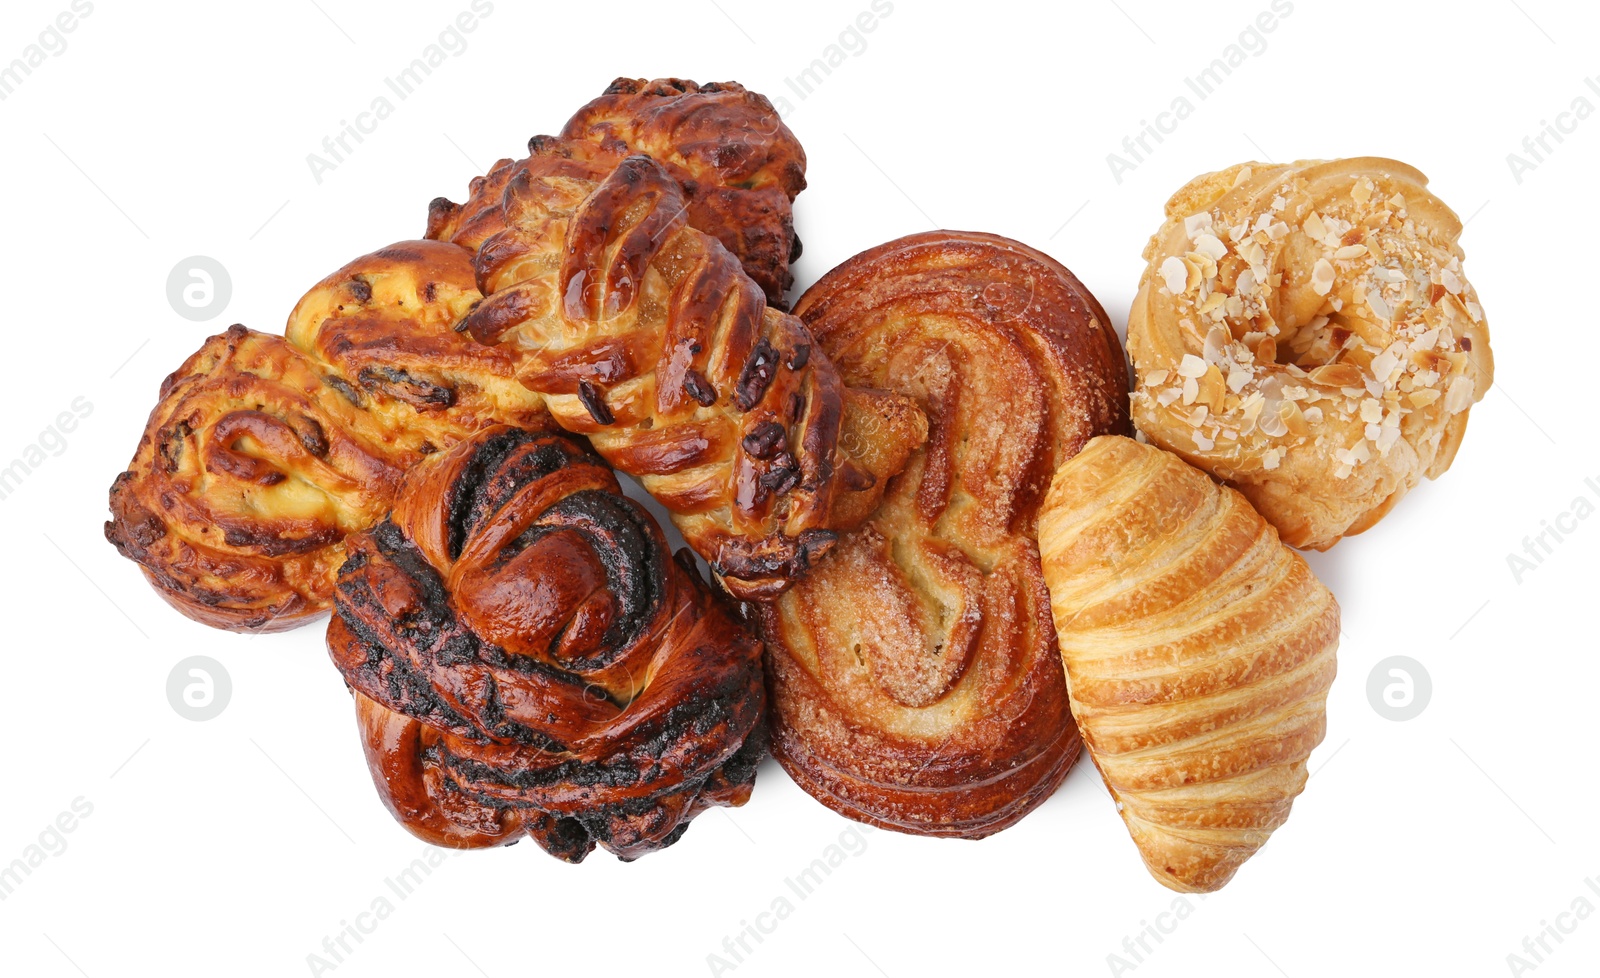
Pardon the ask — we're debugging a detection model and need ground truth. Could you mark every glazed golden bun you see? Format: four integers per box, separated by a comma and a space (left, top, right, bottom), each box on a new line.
457, 150, 926, 599
106, 242, 550, 631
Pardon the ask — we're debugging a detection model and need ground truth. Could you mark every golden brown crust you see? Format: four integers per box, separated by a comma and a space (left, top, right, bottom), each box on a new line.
105, 242, 551, 632
109, 78, 821, 625
756, 231, 1130, 837
1127, 158, 1494, 549
427, 77, 806, 306
1037, 435, 1339, 892
459, 150, 925, 600
328, 426, 765, 862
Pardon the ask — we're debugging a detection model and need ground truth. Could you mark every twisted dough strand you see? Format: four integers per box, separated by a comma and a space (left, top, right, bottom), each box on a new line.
427, 77, 806, 306
459, 148, 925, 599
106, 242, 550, 631
110, 77, 815, 627
329, 426, 765, 862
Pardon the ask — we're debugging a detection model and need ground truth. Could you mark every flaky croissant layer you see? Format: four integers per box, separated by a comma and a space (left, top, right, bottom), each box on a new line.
1038, 436, 1338, 892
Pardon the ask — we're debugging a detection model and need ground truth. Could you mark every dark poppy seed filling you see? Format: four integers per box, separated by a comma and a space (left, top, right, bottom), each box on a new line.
328, 425, 766, 863
516, 489, 664, 661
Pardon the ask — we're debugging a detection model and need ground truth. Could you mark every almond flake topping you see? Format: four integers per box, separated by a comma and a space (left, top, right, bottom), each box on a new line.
1160, 257, 1189, 295
1311, 259, 1335, 295
1308, 363, 1364, 388
1370, 349, 1401, 385
1366, 287, 1393, 321
1376, 425, 1403, 455
1193, 233, 1228, 262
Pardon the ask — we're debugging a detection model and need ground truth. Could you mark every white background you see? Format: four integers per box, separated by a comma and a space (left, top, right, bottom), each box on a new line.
0, 1, 1594, 976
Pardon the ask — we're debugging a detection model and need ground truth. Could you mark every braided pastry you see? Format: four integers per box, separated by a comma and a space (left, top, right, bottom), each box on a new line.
106, 241, 550, 631
457, 149, 927, 599
427, 76, 806, 306
1037, 435, 1339, 892
754, 231, 1130, 836
1128, 158, 1494, 550
328, 425, 765, 862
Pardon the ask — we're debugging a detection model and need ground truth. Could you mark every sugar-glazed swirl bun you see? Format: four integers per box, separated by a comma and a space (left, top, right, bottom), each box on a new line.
328, 425, 766, 862
1128, 158, 1494, 549
756, 231, 1131, 837
105, 241, 550, 631
458, 149, 926, 599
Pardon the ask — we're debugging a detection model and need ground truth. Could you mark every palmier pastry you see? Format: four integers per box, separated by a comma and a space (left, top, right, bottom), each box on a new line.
1037, 435, 1339, 892
106, 241, 551, 631
426, 76, 806, 306
1127, 157, 1494, 550
456, 149, 927, 599
328, 425, 765, 862
754, 231, 1130, 837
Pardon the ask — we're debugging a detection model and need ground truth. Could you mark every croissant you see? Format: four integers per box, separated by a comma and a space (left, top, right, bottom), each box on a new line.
456, 148, 926, 599
1127, 158, 1493, 549
328, 425, 765, 862
426, 76, 806, 307
106, 241, 550, 631
754, 231, 1130, 836
1036, 435, 1339, 892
